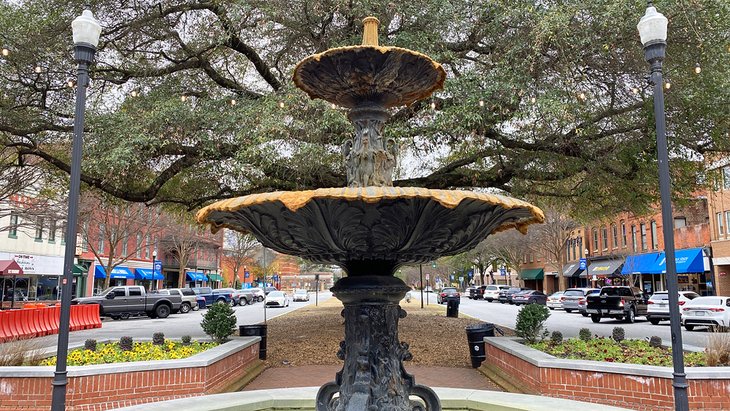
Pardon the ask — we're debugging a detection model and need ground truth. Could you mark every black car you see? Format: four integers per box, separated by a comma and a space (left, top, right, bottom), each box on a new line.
437, 287, 460, 304
511, 290, 547, 306
497, 287, 527, 304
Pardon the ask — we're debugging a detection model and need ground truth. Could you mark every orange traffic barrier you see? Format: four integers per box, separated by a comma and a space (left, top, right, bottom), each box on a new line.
47, 305, 60, 335
17, 309, 35, 338
68, 306, 81, 331
27, 309, 43, 336
0, 311, 11, 342
90, 304, 101, 329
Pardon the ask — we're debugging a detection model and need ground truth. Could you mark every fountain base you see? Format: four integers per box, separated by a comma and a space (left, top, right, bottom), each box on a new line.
316, 275, 440, 411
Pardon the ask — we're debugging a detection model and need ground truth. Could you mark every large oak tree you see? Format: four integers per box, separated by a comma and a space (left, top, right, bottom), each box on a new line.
1, 0, 728, 217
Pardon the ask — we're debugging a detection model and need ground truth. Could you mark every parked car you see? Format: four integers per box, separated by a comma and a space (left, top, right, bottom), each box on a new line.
681, 296, 730, 331
72, 285, 181, 319
437, 287, 460, 304
264, 286, 278, 295
586, 286, 648, 323
647, 291, 700, 325
483, 285, 510, 302
248, 287, 266, 302
232, 289, 255, 306
473, 285, 489, 300
423, 286, 433, 293
154, 288, 198, 313
498, 287, 527, 304
467, 286, 478, 299
265, 291, 290, 307
512, 290, 547, 305
547, 291, 564, 310
192, 287, 230, 307
561, 288, 600, 316
212, 288, 237, 305
292, 289, 310, 302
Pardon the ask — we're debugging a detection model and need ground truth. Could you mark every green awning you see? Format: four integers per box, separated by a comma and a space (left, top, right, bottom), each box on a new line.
519, 268, 544, 280
208, 273, 223, 282
72, 264, 87, 276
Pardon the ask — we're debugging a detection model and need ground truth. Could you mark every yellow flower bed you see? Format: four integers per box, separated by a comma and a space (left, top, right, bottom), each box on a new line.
40, 340, 218, 366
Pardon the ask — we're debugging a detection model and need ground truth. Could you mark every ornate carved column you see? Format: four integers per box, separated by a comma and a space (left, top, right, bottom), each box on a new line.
316, 275, 440, 411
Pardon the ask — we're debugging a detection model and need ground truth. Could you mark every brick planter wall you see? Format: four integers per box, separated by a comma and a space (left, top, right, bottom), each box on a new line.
484, 338, 730, 411
0, 337, 261, 411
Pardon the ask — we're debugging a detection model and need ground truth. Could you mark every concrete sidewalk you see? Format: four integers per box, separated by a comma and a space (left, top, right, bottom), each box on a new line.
243, 364, 501, 391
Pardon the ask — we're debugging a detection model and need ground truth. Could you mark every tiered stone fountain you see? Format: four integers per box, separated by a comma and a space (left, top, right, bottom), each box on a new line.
197, 17, 543, 411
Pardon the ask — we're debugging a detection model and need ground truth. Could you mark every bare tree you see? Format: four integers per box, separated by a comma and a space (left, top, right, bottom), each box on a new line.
159, 212, 202, 289
531, 209, 579, 291
223, 230, 259, 287
479, 230, 536, 285
78, 193, 161, 289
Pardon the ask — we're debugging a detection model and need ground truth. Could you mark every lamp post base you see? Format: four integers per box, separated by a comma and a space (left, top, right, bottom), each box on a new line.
316, 275, 440, 411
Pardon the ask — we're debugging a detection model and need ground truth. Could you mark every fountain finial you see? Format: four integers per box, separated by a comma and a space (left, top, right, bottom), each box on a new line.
362, 17, 379, 46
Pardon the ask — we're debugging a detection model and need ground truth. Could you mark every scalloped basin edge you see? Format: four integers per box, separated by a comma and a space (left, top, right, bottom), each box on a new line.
111, 387, 632, 411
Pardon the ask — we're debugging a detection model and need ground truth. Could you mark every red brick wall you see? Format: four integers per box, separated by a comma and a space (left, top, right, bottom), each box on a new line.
487, 344, 730, 410
0, 342, 259, 411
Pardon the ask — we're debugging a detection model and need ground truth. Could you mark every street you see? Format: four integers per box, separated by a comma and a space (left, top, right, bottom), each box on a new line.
419, 294, 713, 349
31, 292, 333, 350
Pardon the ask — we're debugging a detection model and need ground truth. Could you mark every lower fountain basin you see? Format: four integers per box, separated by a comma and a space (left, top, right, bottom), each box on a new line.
111, 387, 632, 411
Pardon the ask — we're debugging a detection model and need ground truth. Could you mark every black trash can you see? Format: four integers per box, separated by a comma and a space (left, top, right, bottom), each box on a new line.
446, 296, 460, 318
239, 324, 267, 360
465, 323, 495, 368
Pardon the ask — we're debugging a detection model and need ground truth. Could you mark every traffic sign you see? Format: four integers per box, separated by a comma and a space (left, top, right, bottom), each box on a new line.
244, 270, 250, 279
499, 267, 506, 276
153, 261, 162, 277
579, 258, 587, 270
425, 273, 430, 280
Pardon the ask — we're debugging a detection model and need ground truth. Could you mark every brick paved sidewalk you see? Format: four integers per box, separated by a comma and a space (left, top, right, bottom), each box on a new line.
243, 365, 501, 391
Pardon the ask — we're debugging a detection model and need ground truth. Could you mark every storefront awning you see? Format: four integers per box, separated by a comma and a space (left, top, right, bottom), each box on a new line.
519, 268, 544, 280
208, 273, 223, 282
72, 264, 87, 276
621, 252, 660, 275
186, 271, 207, 282
94, 265, 134, 280
647, 248, 706, 274
584, 259, 624, 278
134, 268, 164, 281
0, 260, 23, 276
562, 263, 583, 278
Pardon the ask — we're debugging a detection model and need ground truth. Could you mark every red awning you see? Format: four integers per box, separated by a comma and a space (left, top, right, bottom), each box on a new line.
0, 260, 23, 276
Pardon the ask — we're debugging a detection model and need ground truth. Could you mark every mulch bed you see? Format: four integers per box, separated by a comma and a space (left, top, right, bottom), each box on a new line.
263, 297, 514, 368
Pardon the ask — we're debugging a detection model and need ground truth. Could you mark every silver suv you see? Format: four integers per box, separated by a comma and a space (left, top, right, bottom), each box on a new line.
562, 288, 600, 316
155, 288, 198, 313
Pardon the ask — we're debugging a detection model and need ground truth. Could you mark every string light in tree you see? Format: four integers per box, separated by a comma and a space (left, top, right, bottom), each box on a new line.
694, 63, 701, 74
632, 87, 639, 94
1, 48, 8, 56
665, 82, 671, 90
34, 66, 42, 73
331, 103, 337, 109
530, 97, 536, 104
130, 90, 138, 97
181, 95, 187, 102
578, 92, 587, 101
67, 79, 75, 88
278, 101, 285, 108
230, 99, 236, 106
478, 100, 484, 107
430, 101, 436, 110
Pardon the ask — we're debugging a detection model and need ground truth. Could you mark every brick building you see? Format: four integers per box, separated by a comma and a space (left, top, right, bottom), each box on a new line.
707, 161, 730, 296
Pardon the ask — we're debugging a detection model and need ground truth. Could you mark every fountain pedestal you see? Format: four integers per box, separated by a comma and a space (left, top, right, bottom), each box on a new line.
316, 275, 439, 411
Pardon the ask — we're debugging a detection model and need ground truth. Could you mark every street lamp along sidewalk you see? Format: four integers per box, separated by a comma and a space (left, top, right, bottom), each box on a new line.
51, 9, 102, 411
637, 3, 689, 411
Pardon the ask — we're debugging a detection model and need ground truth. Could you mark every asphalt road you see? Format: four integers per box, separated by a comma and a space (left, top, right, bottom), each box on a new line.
420, 294, 714, 349
32, 292, 333, 350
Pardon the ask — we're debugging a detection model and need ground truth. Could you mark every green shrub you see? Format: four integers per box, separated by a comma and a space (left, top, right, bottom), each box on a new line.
153, 332, 165, 346
201, 302, 237, 343
120, 336, 133, 351
84, 339, 97, 352
181, 335, 192, 346
612, 327, 625, 343
649, 336, 663, 348
579, 328, 592, 341
515, 304, 550, 344
550, 331, 563, 345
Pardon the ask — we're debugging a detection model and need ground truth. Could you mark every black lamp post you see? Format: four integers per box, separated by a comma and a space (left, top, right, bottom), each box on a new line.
51, 9, 101, 411
638, 3, 689, 410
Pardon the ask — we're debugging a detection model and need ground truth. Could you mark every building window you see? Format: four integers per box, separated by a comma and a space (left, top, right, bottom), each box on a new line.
718, 213, 725, 236
529, 253, 534, 263
8, 213, 19, 237
650, 221, 658, 249
121, 231, 128, 256
673, 217, 686, 228
611, 224, 618, 249
601, 227, 608, 250
724, 166, 730, 189
60, 222, 67, 244
35, 217, 44, 240
48, 219, 56, 242
621, 221, 627, 247
640, 223, 647, 250
631, 225, 637, 252
145, 234, 151, 259
726, 212, 730, 237
82, 223, 89, 251
136, 234, 143, 257
592, 228, 598, 251
98, 224, 105, 253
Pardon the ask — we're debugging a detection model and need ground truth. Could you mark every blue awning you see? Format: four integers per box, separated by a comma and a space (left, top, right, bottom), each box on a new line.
186, 271, 207, 282
94, 265, 134, 280
648, 248, 706, 274
134, 268, 164, 281
621, 252, 661, 275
